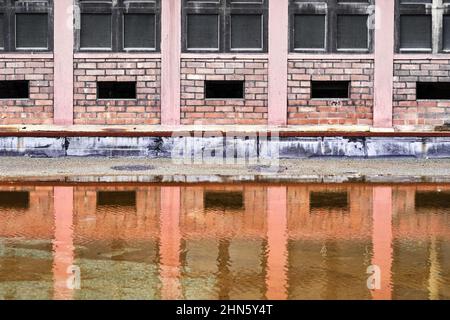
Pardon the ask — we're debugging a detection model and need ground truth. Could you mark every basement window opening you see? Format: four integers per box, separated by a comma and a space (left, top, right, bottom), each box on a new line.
311, 81, 350, 99
416, 82, 450, 100
204, 80, 245, 99
0, 80, 29, 99
97, 81, 137, 100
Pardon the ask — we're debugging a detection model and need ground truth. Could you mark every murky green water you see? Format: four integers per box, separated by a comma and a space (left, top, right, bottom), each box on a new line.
0, 183, 449, 300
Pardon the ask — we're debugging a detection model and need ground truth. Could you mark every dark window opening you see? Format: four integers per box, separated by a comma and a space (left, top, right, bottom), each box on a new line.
97, 82, 137, 99
204, 191, 244, 210
417, 82, 450, 100
311, 81, 350, 99
97, 191, 136, 207
310, 192, 349, 210
0, 80, 29, 99
0, 191, 30, 209
415, 191, 450, 209
205, 81, 244, 99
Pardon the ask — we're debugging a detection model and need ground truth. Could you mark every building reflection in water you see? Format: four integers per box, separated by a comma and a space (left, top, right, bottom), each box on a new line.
0, 183, 449, 300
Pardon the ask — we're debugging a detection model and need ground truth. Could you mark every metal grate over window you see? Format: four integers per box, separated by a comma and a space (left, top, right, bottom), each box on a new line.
182, 0, 268, 53
289, 0, 374, 53
396, 0, 450, 53
76, 0, 160, 52
0, 0, 52, 52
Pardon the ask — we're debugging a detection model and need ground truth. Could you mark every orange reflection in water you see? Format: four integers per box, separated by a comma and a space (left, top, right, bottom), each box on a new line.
0, 183, 449, 300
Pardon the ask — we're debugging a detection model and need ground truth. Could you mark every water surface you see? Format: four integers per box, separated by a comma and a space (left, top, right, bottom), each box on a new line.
0, 183, 449, 300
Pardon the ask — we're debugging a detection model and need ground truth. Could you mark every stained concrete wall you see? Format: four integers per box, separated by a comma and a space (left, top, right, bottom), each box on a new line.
1, 136, 450, 159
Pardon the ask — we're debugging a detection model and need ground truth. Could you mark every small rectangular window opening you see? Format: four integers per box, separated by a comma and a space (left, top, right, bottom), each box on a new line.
0, 80, 29, 99
311, 81, 350, 99
205, 80, 245, 99
0, 191, 30, 209
97, 81, 137, 100
416, 82, 450, 100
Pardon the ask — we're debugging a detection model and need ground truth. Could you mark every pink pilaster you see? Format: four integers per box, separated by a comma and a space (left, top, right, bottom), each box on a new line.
374, 0, 395, 128
52, 187, 75, 300
159, 187, 182, 300
371, 187, 393, 300
266, 187, 289, 300
161, 0, 181, 125
53, 0, 74, 125
268, 0, 289, 126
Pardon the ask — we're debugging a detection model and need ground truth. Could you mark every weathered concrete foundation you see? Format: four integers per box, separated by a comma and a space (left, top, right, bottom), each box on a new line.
1, 136, 450, 159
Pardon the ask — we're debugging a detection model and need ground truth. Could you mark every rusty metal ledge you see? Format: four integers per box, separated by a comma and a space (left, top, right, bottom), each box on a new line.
0, 124, 450, 138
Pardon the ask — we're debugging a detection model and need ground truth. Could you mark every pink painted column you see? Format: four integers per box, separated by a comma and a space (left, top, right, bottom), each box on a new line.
53, 0, 74, 125
266, 187, 289, 300
161, 0, 181, 125
373, 0, 395, 128
371, 187, 393, 300
159, 187, 182, 300
268, 0, 289, 126
52, 187, 75, 300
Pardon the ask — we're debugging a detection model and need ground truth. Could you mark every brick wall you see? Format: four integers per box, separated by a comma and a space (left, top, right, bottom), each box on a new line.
287, 59, 374, 125
393, 59, 450, 130
180, 58, 268, 125
73, 58, 161, 125
0, 58, 53, 125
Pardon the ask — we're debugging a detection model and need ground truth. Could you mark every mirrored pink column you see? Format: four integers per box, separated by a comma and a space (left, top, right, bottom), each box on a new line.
371, 187, 393, 300
266, 187, 289, 300
52, 187, 75, 300
159, 187, 182, 300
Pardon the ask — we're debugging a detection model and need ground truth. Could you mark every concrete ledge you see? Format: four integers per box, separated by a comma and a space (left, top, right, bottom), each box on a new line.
1, 136, 450, 159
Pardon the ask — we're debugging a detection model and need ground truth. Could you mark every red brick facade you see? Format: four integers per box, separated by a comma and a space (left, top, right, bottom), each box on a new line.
287, 59, 374, 126
180, 58, 268, 125
73, 58, 161, 125
0, 57, 54, 125
393, 59, 450, 130
2, 55, 450, 131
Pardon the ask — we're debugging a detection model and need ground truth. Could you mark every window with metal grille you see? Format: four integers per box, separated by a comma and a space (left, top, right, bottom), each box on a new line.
76, 0, 160, 52
289, 0, 373, 53
0, 0, 52, 52
182, 0, 268, 53
396, 0, 450, 53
